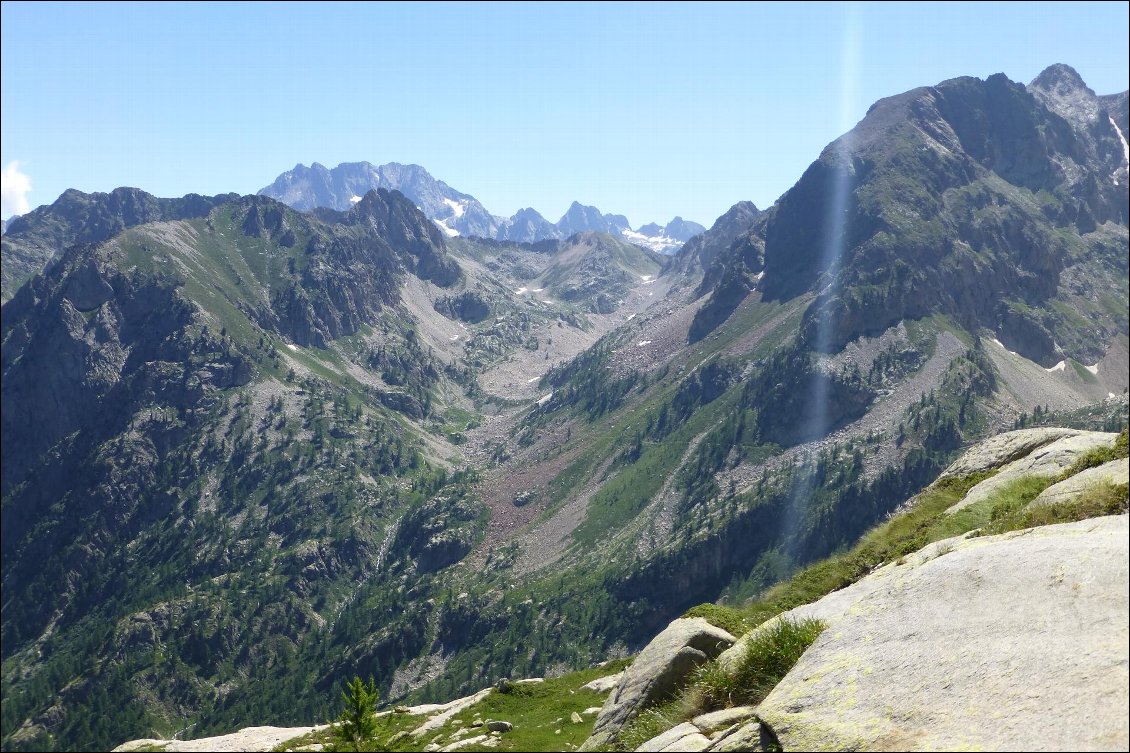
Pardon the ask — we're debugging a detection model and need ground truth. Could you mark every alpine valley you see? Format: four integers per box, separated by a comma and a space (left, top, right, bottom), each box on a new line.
1, 64, 1127, 753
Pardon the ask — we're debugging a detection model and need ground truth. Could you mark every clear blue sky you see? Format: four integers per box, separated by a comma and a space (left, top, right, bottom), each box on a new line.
2, 1, 1128, 225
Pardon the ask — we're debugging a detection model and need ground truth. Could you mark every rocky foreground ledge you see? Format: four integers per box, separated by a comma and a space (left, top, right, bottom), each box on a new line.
113, 725, 330, 752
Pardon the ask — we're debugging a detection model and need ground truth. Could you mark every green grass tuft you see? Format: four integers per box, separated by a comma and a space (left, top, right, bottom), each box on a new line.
614, 701, 687, 752
694, 618, 826, 711
1058, 427, 1129, 480
979, 482, 1129, 537
682, 604, 750, 638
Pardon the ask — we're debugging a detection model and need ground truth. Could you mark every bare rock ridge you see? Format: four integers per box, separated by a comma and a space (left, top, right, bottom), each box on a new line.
944, 430, 1118, 514
256, 161, 705, 251
0, 187, 238, 301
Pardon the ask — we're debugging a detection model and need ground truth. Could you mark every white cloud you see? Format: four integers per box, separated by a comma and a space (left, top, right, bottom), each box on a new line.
2, 161, 33, 219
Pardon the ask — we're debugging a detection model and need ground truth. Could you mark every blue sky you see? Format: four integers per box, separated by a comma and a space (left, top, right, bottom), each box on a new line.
2, 1, 1128, 225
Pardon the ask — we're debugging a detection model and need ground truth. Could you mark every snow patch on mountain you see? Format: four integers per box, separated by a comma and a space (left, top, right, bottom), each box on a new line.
621, 228, 683, 254
1110, 116, 1129, 165
434, 218, 460, 237
443, 197, 467, 219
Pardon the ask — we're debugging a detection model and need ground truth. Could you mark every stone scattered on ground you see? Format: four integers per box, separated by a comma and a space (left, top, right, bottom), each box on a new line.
440, 734, 491, 752
485, 720, 513, 733
571, 711, 584, 724
581, 618, 736, 750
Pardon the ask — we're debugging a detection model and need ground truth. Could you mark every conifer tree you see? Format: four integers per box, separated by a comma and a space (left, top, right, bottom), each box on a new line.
331, 676, 379, 752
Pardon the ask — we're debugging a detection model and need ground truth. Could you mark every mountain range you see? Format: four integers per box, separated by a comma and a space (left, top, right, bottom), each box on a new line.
1, 63, 1127, 753
257, 160, 706, 252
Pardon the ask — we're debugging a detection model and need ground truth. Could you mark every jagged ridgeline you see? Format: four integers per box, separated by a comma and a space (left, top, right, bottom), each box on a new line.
1, 63, 1128, 753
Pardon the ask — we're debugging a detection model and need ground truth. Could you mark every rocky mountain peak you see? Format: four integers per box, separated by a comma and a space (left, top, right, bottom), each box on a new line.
1028, 63, 1103, 134
662, 217, 706, 242
1030, 63, 1092, 96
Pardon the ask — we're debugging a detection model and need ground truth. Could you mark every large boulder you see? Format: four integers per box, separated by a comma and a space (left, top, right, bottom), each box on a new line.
936, 427, 1084, 480
580, 672, 623, 693
946, 431, 1119, 513
705, 720, 766, 752
1028, 458, 1129, 509
754, 515, 1129, 751
580, 618, 736, 750
631, 707, 761, 752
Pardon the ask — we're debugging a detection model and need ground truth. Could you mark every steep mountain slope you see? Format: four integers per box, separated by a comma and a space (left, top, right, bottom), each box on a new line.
584, 427, 1128, 752
0, 188, 683, 752
696, 65, 1128, 365
0, 188, 238, 302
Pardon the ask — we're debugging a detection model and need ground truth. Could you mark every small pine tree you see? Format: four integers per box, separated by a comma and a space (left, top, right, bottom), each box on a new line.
331, 676, 379, 752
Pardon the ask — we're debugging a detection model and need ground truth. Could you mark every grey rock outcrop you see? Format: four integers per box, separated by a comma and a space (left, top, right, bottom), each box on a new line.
704, 721, 765, 752
754, 515, 1129, 751
580, 672, 623, 693
936, 427, 1084, 480
580, 618, 735, 750
673, 201, 763, 284
690, 707, 757, 734
112, 724, 330, 752
635, 722, 711, 752
946, 431, 1119, 513
1028, 457, 1129, 509
632, 709, 763, 752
